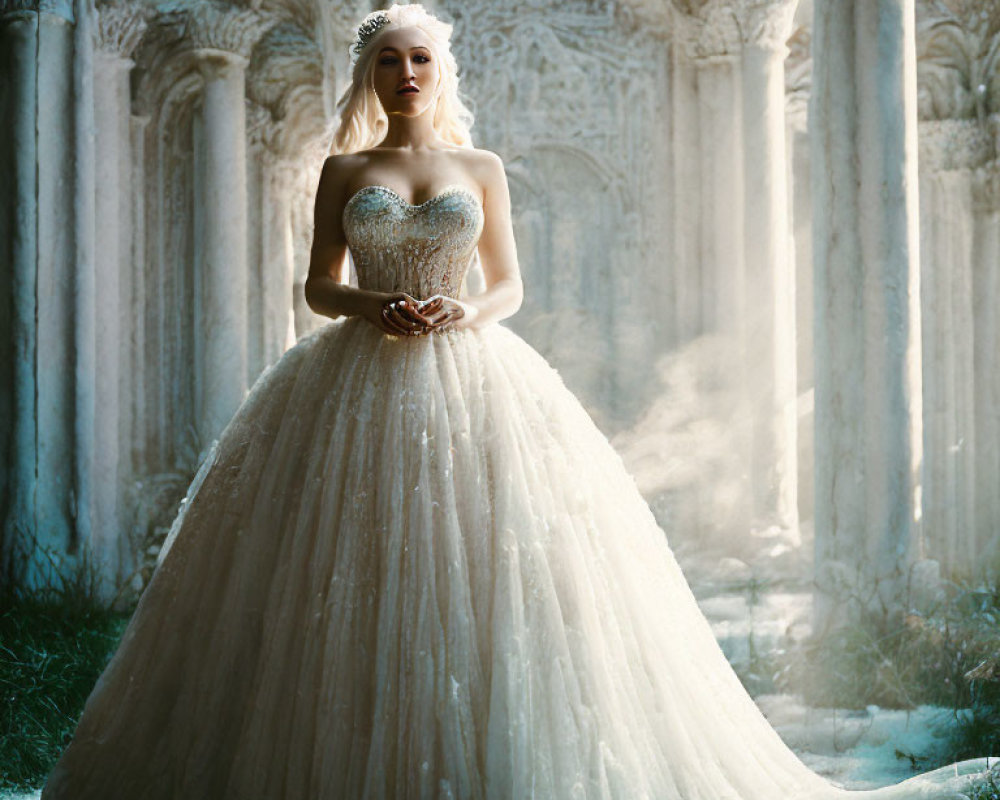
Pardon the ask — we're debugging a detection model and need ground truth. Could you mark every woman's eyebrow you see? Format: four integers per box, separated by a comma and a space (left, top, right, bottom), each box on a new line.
377, 45, 431, 53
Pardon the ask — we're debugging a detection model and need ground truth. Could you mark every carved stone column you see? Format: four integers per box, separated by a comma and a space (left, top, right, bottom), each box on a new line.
88, 1, 147, 590
188, 5, 265, 443
669, 41, 702, 342
738, 0, 799, 537
0, 0, 78, 590
918, 120, 991, 576
0, 3, 40, 587
129, 111, 150, 481
246, 105, 296, 377
675, 9, 745, 341
811, 0, 923, 628
915, 3, 1000, 578
972, 164, 1000, 574
673, 1, 800, 546
671, 5, 754, 543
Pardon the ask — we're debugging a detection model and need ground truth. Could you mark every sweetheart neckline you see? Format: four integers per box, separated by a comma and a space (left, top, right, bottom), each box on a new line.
344, 183, 483, 211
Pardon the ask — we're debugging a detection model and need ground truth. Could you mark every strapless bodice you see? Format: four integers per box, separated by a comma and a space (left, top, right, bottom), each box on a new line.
342, 184, 484, 299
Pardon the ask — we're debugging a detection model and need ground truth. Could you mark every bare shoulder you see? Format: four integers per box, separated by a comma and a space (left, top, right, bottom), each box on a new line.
456, 148, 508, 200
458, 147, 505, 176
320, 152, 366, 186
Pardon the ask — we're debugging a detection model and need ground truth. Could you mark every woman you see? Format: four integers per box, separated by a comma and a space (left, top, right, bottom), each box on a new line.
41, 4, 992, 798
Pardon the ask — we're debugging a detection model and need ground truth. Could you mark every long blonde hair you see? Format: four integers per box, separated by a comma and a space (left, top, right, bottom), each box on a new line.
331, 4, 475, 154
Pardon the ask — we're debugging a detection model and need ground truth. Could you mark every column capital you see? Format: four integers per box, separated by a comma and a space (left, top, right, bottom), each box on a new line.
671, 2, 742, 60
672, 0, 797, 60
735, 0, 797, 55
919, 118, 994, 172
185, 3, 271, 62
916, 0, 999, 123
95, 1, 147, 60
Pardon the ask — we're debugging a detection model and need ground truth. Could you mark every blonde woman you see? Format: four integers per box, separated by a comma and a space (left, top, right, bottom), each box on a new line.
42, 5, 992, 798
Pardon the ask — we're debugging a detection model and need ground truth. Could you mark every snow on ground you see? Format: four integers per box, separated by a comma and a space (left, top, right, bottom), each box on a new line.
694, 557, 969, 790
758, 695, 964, 789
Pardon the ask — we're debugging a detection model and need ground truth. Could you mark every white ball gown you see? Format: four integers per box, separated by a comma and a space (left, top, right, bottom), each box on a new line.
41, 184, 991, 799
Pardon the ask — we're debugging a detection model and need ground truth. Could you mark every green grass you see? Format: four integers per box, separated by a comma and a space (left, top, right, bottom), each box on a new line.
776, 579, 1000, 769
0, 592, 131, 792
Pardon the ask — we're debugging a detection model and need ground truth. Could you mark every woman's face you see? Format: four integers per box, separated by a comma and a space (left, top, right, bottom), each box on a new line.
370, 26, 440, 118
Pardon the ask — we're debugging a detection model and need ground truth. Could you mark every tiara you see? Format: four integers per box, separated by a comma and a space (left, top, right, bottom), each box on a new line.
352, 10, 391, 58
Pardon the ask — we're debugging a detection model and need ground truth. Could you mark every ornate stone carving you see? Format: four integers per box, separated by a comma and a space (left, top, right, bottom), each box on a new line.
973, 160, 1000, 209
672, 0, 797, 60
0, 0, 72, 21
672, 2, 742, 59
736, 0, 797, 53
784, 23, 810, 129
246, 100, 285, 153
95, 1, 148, 59
444, 0, 671, 422
186, 3, 273, 61
919, 118, 994, 171
318, 0, 365, 40
0, 0, 38, 13
916, 0, 1000, 122
252, 0, 318, 31
451, 1, 661, 153
247, 22, 323, 119
615, 0, 672, 38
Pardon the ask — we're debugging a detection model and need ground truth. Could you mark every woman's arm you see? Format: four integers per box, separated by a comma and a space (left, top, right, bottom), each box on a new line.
304, 156, 428, 335
450, 151, 524, 330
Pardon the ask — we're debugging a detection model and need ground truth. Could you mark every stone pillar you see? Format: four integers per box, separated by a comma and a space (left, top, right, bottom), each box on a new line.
129, 112, 150, 477
291, 170, 319, 338
811, 0, 923, 628
972, 165, 1000, 575
36, 0, 78, 583
917, 121, 991, 577
0, 0, 79, 591
89, 2, 146, 593
673, 8, 746, 343
0, 3, 41, 587
73, 0, 97, 590
738, 0, 799, 538
262, 161, 298, 364
188, 5, 265, 443
246, 106, 296, 376
673, 2, 801, 548
785, 25, 814, 524
670, 7, 754, 546
693, 57, 745, 338
197, 53, 248, 442
669, 46, 702, 342
246, 104, 269, 381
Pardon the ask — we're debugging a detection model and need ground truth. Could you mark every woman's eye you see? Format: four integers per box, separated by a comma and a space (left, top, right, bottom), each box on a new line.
414, 54, 430, 63
379, 57, 397, 65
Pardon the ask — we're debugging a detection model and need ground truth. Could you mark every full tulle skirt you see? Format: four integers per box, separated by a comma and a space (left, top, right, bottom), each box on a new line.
41, 318, 991, 799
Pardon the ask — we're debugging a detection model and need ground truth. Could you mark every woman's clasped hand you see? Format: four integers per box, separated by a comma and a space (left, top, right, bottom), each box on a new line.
368, 291, 474, 336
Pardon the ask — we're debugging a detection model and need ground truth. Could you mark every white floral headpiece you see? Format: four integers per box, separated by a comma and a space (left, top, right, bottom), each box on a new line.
352, 10, 392, 60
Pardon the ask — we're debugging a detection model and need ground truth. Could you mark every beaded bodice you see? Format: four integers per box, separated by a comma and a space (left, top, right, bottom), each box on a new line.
342, 184, 484, 299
